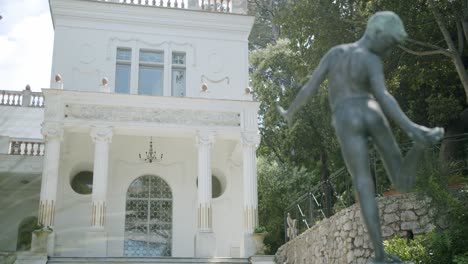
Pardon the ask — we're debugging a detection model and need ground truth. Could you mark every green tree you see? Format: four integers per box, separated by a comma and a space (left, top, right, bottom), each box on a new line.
257, 156, 316, 253
251, 39, 343, 218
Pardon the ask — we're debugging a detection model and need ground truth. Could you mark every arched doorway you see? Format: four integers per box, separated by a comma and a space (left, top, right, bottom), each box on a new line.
124, 175, 172, 256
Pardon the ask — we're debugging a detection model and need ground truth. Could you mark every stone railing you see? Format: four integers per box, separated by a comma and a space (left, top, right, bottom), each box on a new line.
96, 0, 247, 14
0, 89, 44, 107
8, 139, 45, 156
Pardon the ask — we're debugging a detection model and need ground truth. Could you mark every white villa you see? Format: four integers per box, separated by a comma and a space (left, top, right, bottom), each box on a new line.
0, 0, 263, 262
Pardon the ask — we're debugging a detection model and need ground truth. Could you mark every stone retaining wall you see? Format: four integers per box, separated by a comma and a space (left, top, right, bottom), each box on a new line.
275, 194, 433, 264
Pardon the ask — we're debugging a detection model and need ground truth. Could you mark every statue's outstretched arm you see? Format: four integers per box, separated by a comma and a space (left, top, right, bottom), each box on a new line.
367, 55, 444, 144
278, 49, 332, 123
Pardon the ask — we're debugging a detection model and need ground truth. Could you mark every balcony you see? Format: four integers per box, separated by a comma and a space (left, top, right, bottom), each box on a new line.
95, 0, 248, 14
0, 88, 45, 108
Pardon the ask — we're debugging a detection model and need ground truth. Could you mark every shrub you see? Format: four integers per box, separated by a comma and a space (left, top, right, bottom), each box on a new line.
384, 235, 432, 264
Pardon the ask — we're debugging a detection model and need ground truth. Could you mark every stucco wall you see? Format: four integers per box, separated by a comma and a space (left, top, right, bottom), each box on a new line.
275, 194, 433, 264
53, 133, 244, 257
0, 105, 43, 151
50, 0, 253, 100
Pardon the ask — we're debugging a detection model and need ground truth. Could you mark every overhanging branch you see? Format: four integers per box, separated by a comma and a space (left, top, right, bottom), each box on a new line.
398, 45, 453, 57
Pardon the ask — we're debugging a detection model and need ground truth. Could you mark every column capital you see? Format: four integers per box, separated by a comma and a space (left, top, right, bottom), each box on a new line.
41, 123, 63, 141
241, 132, 261, 147
195, 131, 216, 147
90, 126, 113, 143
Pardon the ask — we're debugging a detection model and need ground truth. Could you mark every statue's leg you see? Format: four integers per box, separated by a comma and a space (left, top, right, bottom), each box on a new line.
336, 131, 385, 261
370, 121, 425, 193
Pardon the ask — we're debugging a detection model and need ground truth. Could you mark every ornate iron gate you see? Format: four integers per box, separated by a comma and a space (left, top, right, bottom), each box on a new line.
124, 175, 172, 256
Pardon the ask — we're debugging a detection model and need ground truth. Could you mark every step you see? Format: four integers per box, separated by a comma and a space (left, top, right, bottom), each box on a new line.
48, 257, 251, 264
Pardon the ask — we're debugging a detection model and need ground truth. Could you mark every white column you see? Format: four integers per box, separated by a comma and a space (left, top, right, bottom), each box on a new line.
240, 132, 261, 257
38, 123, 63, 228
195, 130, 216, 257
90, 126, 113, 228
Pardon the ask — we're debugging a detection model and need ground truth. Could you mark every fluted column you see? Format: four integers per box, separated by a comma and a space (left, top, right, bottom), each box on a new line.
194, 131, 217, 257
90, 126, 113, 228
38, 123, 63, 227
239, 132, 261, 257
241, 132, 261, 233
195, 131, 215, 231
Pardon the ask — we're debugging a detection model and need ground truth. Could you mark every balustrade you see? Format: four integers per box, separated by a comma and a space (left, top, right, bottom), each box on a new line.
97, 0, 236, 13
8, 140, 45, 156
99, 0, 187, 9
0, 90, 44, 107
201, 0, 231, 12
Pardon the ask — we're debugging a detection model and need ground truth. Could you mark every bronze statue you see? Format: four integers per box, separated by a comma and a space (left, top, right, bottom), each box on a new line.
278, 11, 444, 263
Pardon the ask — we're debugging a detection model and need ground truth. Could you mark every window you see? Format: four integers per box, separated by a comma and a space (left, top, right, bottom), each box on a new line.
70, 171, 93, 195
115, 48, 132, 94
115, 48, 187, 97
138, 50, 164, 96
171, 53, 186, 97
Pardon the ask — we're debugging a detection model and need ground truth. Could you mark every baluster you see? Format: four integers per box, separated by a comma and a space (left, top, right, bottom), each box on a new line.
1, 91, 4, 105
226, 0, 230, 12
25, 142, 31, 155
35, 143, 40, 156
207, 0, 211, 10
201, 0, 205, 9
41, 143, 45, 156
174, 0, 178, 7
181, 0, 185, 8
152, 0, 156, 5
30, 143, 36, 156
22, 142, 27, 155
9, 142, 15, 155
17, 141, 23, 155
159, 0, 163, 6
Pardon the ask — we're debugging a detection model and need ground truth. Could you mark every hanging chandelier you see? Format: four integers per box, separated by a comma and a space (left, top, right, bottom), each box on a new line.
139, 137, 163, 163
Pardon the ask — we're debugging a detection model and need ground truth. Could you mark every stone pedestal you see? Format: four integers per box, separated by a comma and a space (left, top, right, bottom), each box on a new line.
14, 253, 47, 264
31, 229, 52, 254
250, 255, 275, 264
85, 230, 108, 257
195, 231, 216, 257
240, 233, 256, 257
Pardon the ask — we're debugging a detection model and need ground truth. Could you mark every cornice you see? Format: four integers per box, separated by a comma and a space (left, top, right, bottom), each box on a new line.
50, 0, 254, 39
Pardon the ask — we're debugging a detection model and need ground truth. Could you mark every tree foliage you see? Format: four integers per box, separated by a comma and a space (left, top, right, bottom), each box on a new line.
249, 0, 468, 254
257, 156, 317, 254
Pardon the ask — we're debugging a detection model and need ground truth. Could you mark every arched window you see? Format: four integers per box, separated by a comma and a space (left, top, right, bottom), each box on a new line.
124, 175, 172, 256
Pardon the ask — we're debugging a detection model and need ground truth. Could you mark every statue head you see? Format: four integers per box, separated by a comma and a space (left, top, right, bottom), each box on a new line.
364, 11, 408, 56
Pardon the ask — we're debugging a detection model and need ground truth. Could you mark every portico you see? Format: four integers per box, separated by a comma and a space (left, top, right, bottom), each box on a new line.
37, 89, 260, 257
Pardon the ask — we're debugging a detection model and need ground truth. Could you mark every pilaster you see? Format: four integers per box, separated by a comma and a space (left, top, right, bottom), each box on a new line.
240, 132, 261, 257
38, 123, 63, 228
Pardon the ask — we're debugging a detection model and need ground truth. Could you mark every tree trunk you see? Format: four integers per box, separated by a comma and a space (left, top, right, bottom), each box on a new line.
451, 55, 468, 104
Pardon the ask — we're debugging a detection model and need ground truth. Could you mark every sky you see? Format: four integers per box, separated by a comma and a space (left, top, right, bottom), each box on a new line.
0, 0, 54, 92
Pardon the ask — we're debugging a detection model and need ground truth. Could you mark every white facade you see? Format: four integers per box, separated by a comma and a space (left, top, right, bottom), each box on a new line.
0, 0, 260, 259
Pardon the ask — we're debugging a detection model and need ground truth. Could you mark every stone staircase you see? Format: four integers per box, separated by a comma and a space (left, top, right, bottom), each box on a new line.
47, 257, 251, 264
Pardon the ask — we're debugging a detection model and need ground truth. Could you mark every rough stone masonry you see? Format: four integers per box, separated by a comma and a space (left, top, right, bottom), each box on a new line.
275, 194, 433, 264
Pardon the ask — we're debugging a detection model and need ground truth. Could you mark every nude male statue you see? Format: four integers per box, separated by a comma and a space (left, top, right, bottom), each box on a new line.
278, 11, 444, 263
